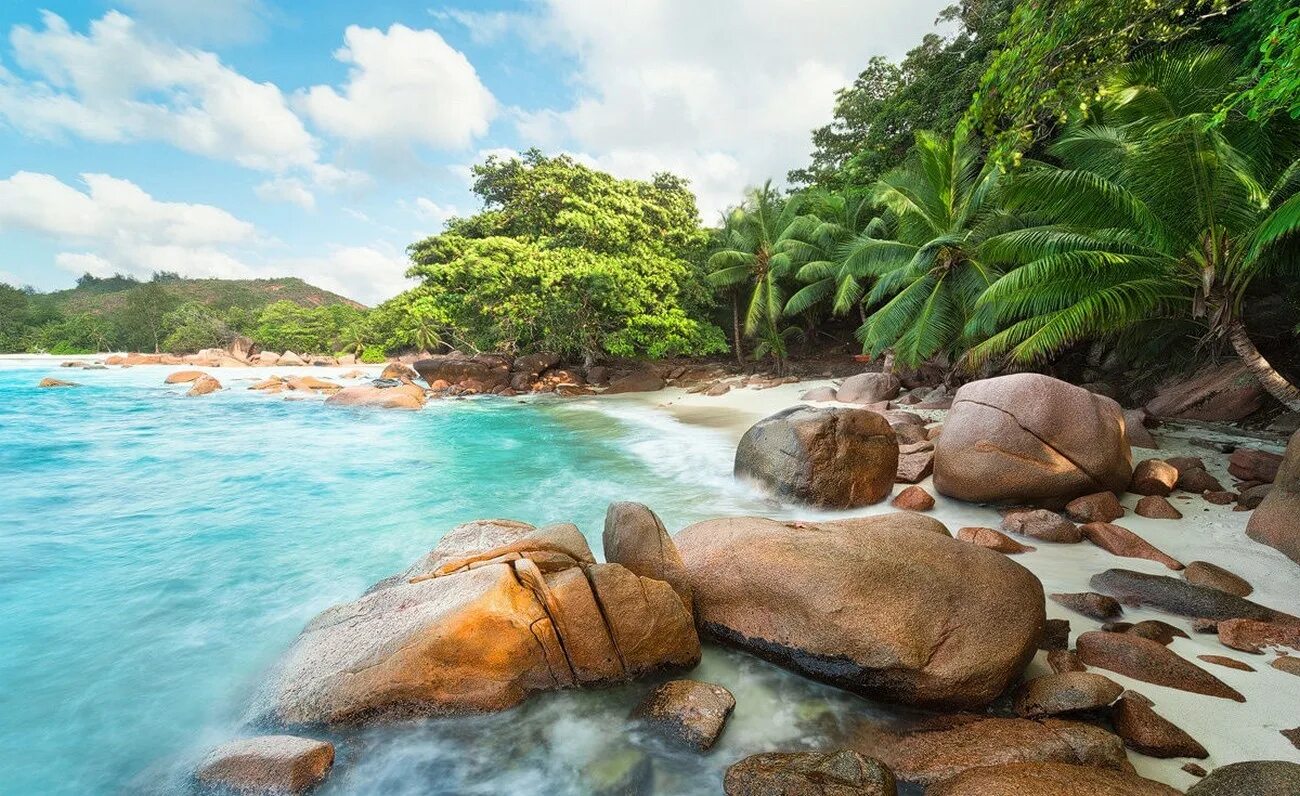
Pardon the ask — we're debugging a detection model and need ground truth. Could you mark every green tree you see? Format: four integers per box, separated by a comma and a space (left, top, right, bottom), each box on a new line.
969, 49, 1300, 408
115, 282, 180, 352
161, 302, 230, 353
782, 188, 882, 322
850, 124, 1005, 369
0, 283, 30, 352
1223, 2, 1300, 122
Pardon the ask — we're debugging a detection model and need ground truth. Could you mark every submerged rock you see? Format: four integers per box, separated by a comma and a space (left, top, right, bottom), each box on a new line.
675, 513, 1044, 710
266, 520, 699, 724
323, 383, 426, 410
630, 679, 734, 751
195, 735, 334, 795
933, 374, 1132, 505
1075, 631, 1244, 701
928, 762, 1181, 796
734, 407, 898, 508
37, 377, 79, 388
1247, 429, 1300, 565
724, 750, 896, 796
186, 375, 221, 396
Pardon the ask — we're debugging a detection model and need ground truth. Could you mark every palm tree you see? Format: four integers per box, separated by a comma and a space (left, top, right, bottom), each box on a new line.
782, 188, 881, 321
846, 124, 1005, 369
708, 182, 805, 370
968, 49, 1300, 409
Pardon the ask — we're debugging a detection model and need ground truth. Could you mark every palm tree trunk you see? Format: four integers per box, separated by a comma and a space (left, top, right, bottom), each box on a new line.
1227, 319, 1300, 410
731, 294, 744, 367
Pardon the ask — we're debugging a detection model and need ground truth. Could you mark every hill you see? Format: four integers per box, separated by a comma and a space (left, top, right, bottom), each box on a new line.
45, 275, 365, 315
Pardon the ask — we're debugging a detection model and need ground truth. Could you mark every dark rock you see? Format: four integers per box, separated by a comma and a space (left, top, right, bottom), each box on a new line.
1283, 728, 1300, 751
1076, 631, 1244, 701
934, 374, 1132, 505
1177, 467, 1224, 493
734, 407, 898, 509
1237, 483, 1273, 510
1040, 619, 1071, 650
1203, 490, 1235, 505
1002, 510, 1081, 543
724, 750, 897, 796
1125, 409, 1159, 449
1182, 561, 1252, 597
1144, 361, 1264, 422
630, 679, 734, 751
604, 371, 667, 394
1183, 763, 1208, 777
1112, 691, 1207, 758
1089, 568, 1293, 623
1048, 650, 1087, 673
1013, 672, 1123, 718
1229, 447, 1284, 483
1051, 592, 1122, 621
1185, 761, 1300, 796
1247, 429, 1300, 564
1165, 456, 1206, 473
1119, 620, 1188, 645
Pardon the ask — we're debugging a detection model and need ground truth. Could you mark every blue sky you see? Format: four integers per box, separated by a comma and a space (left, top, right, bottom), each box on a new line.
0, 0, 949, 304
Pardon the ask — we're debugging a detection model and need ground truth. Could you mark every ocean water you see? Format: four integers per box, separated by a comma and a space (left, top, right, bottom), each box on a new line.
0, 359, 894, 795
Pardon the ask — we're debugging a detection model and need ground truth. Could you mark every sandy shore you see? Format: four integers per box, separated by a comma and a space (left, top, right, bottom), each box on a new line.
627, 376, 1300, 791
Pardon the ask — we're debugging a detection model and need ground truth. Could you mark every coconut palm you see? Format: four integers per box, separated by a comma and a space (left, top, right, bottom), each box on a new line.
968, 49, 1300, 408
781, 188, 881, 321
846, 123, 1005, 369
708, 182, 806, 369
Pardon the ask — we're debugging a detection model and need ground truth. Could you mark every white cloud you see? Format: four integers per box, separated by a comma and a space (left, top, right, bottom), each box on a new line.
300, 23, 497, 149
0, 12, 319, 172
118, 0, 271, 46
255, 177, 316, 210
498, 0, 950, 215
272, 245, 415, 306
430, 10, 518, 45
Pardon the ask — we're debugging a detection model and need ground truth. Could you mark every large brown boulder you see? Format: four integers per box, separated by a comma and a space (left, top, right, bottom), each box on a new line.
323, 383, 426, 410
933, 374, 1132, 505
724, 751, 897, 796
602, 502, 692, 610
1247, 429, 1300, 565
734, 407, 898, 508
1076, 631, 1244, 701
837, 372, 901, 404
413, 354, 512, 390
630, 679, 734, 751
675, 514, 1045, 709
1145, 360, 1263, 421
604, 371, 667, 394
266, 520, 699, 725
928, 762, 1181, 796
195, 735, 334, 795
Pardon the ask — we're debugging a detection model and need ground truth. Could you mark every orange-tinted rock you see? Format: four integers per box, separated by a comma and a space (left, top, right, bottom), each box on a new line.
1013, 672, 1123, 718
1076, 631, 1244, 701
851, 715, 1131, 787
724, 751, 897, 796
891, 485, 934, 511
186, 375, 221, 396
956, 527, 1036, 554
929, 762, 1181, 796
1066, 492, 1125, 523
1133, 457, 1185, 494
630, 679, 734, 751
1002, 510, 1081, 543
1080, 522, 1183, 570
164, 370, 206, 384
1247, 429, 1300, 565
380, 361, 418, 381
285, 375, 339, 392
603, 502, 692, 610
675, 514, 1044, 710
934, 374, 1132, 505
734, 407, 898, 509
1183, 561, 1252, 597
413, 354, 511, 390
1050, 592, 1122, 620
1274, 656, 1300, 676
1217, 618, 1300, 654
37, 377, 78, 388
195, 735, 334, 795
1112, 691, 1207, 758
324, 384, 426, 410
1135, 495, 1183, 519
1197, 654, 1255, 672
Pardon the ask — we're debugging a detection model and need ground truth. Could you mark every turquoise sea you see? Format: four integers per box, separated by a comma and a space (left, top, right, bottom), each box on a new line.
0, 359, 887, 795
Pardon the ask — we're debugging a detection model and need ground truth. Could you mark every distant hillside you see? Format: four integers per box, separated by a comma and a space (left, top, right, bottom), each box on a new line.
45, 276, 365, 314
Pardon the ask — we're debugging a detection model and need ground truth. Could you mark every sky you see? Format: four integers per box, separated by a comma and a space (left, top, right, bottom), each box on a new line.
0, 0, 950, 305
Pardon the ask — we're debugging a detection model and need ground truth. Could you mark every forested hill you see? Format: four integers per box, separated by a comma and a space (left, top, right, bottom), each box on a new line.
45, 275, 363, 315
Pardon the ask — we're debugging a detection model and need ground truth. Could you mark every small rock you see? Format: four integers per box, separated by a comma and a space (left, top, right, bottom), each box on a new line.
1066, 492, 1125, 523
584, 746, 653, 796
1112, 691, 1207, 758
1051, 592, 1122, 620
1040, 619, 1071, 651
380, 361, 418, 381
1182, 561, 1252, 597
164, 370, 206, 384
1013, 672, 1123, 718
1125, 409, 1159, 449
630, 679, 735, 751
1003, 510, 1081, 543
1177, 467, 1224, 493
891, 485, 934, 511
1111, 620, 1188, 645
1283, 727, 1300, 751
1197, 654, 1255, 672
1089, 569, 1291, 623
37, 377, 79, 388
1047, 650, 1087, 673
1130, 459, 1178, 496
1237, 483, 1272, 509
195, 735, 334, 795
1165, 456, 1206, 473
956, 527, 1036, 554
1272, 656, 1300, 676
1135, 495, 1183, 520
724, 750, 896, 796
1185, 760, 1300, 795
895, 450, 935, 484
1228, 447, 1284, 484
1191, 618, 1219, 634
187, 375, 221, 396
800, 386, 838, 402
1076, 631, 1244, 701
1203, 490, 1235, 505
1080, 522, 1183, 570
705, 383, 732, 397
837, 372, 901, 404
1218, 619, 1300, 654
1183, 762, 1208, 777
